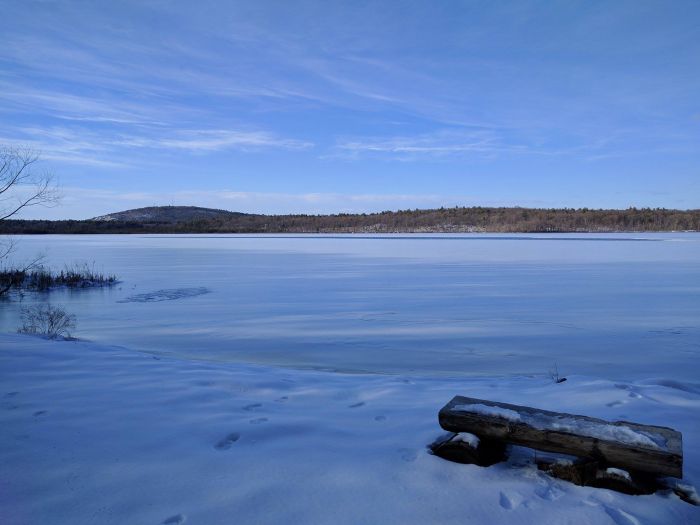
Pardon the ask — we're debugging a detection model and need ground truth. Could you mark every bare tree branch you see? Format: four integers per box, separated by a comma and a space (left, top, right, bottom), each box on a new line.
0, 147, 60, 296
0, 237, 17, 261
0, 147, 61, 222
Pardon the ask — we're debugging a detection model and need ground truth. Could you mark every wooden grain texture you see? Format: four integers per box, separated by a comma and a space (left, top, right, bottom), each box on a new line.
439, 396, 683, 478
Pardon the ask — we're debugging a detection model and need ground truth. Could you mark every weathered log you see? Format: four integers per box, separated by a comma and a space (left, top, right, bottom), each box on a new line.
535, 458, 658, 495
439, 396, 682, 478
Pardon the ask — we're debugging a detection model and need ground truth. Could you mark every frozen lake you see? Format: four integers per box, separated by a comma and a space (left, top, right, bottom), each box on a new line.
1, 233, 699, 381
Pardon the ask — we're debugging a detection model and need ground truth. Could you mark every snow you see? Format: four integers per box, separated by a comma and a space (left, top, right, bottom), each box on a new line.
527, 413, 666, 450
1, 333, 698, 525
673, 483, 700, 506
605, 468, 632, 482
453, 432, 480, 448
453, 401, 666, 449
542, 415, 665, 449
454, 403, 522, 422
553, 458, 574, 466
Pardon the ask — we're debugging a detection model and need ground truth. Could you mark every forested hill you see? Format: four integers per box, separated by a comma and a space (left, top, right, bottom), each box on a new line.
2, 206, 699, 234
92, 206, 242, 223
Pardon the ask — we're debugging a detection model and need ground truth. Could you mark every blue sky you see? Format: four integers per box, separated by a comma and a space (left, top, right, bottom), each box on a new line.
1, 0, 698, 219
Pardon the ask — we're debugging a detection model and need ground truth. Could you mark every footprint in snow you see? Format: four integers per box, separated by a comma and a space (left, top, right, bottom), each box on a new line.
162, 514, 186, 524
274, 396, 288, 402
374, 415, 387, 422
348, 402, 365, 408
499, 491, 524, 510
603, 506, 640, 525
243, 403, 262, 411
33, 410, 48, 417
214, 433, 240, 450
586, 491, 614, 505
4, 392, 19, 398
249, 417, 268, 424
398, 448, 417, 462
534, 484, 564, 501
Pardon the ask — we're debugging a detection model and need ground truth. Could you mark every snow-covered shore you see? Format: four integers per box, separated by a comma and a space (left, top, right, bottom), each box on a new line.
1, 333, 698, 524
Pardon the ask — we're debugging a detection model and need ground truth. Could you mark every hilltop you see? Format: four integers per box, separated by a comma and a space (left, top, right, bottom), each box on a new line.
92, 206, 243, 223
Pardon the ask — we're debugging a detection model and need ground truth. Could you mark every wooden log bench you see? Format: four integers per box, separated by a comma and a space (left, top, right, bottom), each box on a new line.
433, 395, 686, 497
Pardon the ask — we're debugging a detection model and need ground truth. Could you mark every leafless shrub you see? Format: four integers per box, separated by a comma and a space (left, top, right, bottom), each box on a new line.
18, 303, 76, 339
0, 259, 117, 295
0, 254, 45, 296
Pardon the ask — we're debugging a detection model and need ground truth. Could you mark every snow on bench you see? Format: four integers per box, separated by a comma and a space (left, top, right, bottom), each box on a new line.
439, 396, 683, 478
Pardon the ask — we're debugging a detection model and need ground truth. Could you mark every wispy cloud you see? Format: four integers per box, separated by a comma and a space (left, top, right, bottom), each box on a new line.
338, 134, 493, 155
0, 124, 314, 167
332, 123, 700, 161
0, 127, 128, 168
0, 84, 165, 126
332, 130, 529, 160
115, 130, 313, 152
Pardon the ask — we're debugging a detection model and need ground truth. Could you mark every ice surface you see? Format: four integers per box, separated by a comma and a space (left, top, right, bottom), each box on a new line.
1, 233, 699, 381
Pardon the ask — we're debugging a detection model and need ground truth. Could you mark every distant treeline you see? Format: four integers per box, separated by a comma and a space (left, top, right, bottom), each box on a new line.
2, 207, 699, 234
